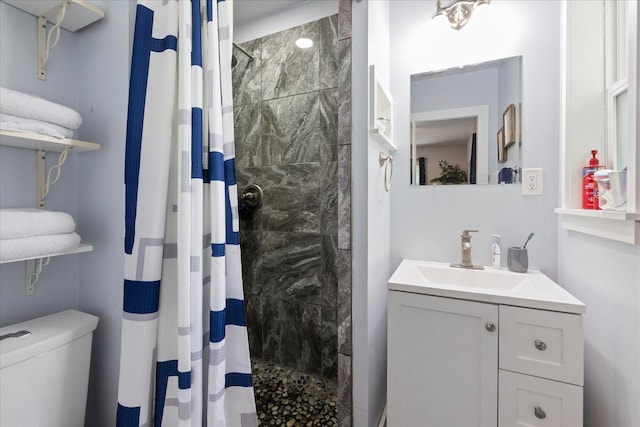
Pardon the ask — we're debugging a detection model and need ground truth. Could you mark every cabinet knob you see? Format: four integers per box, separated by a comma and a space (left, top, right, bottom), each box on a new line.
534, 406, 546, 419
534, 339, 547, 351
485, 322, 496, 332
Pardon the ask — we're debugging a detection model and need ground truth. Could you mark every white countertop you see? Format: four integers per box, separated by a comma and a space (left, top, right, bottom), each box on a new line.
388, 259, 586, 314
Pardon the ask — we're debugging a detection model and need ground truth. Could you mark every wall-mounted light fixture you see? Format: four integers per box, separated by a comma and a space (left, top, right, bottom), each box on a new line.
432, 0, 490, 30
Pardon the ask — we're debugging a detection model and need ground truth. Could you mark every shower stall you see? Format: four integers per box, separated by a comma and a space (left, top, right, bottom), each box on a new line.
232, 13, 341, 425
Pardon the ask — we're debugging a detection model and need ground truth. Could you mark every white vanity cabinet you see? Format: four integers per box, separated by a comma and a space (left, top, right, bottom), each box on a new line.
388, 292, 584, 427
387, 260, 586, 427
387, 292, 499, 426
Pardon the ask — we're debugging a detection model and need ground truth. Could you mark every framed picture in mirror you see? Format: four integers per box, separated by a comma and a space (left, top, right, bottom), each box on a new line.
503, 104, 516, 147
517, 102, 522, 145
497, 127, 506, 163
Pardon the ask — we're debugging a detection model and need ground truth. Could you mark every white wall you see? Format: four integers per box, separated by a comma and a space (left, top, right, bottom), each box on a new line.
352, 0, 391, 426
411, 68, 498, 112
558, 233, 640, 426
390, 0, 560, 279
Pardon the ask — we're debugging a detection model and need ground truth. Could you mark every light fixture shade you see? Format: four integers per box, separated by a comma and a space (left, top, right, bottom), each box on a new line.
432, 0, 490, 30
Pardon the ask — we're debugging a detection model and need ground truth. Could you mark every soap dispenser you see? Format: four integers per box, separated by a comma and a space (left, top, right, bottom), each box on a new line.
491, 234, 501, 269
582, 150, 604, 209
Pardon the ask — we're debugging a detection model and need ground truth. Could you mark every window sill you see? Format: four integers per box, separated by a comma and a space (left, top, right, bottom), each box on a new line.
555, 208, 640, 245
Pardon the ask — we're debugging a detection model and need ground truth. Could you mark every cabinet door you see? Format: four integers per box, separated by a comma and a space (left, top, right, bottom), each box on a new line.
388, 291, 499, 427
499, 370, 583, 427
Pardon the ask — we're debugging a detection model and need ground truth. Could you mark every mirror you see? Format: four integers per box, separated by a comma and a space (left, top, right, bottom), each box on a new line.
410, 56, 522, 185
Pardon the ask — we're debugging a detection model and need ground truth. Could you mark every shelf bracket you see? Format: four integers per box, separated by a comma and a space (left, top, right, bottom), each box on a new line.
25, 260, 37, 295
37, 1, 71, 81
25, 257, 50, 295
36, 147, 70, 209
37, 16, 47, 80
37, 149, 47, 209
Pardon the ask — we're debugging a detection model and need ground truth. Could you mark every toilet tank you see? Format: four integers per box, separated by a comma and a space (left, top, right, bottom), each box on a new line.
0, 310, 99, 427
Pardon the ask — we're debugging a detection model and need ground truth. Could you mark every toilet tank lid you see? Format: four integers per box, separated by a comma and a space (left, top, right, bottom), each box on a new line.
0, 310, 99, 369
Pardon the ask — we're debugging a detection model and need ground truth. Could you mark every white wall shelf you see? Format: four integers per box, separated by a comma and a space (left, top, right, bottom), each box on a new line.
369, 128, 397, 152
2, 0, 105, 32
1, 244, 93, 295
555, 209, 640, 245
0, 130, 99, 293
0, 243, 93, 265
369, 64, 396, 152
0, 130, 100, 152
554, 208, 640, 221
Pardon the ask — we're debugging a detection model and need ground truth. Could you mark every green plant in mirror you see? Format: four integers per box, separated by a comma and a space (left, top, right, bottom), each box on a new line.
431, 160, 468, 184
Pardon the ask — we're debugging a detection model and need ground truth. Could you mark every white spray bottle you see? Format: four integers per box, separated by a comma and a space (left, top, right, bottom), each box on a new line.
492, 234, 501, 269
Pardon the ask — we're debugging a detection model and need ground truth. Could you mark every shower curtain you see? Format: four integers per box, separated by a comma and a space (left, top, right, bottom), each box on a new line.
116, 1, 257, 425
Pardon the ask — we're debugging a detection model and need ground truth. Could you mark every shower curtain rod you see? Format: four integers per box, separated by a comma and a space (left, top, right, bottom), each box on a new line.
233, 42, 254, 61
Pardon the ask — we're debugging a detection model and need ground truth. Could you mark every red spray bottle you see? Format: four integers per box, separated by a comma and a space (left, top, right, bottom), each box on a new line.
582, 150, 604, 209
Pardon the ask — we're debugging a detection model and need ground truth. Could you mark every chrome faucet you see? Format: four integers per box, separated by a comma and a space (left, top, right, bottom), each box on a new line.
451, 230, 484, 270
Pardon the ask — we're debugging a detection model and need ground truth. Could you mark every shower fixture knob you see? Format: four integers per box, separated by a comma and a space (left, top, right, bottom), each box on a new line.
239, 184, 263, 220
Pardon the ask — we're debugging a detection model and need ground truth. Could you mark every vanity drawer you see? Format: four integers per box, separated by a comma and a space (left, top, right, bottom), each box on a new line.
499, 306, 583, 385
498, 370, 583, 427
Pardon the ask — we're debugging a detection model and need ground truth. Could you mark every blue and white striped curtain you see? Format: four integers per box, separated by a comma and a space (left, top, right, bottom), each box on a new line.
116, 1, 257, 425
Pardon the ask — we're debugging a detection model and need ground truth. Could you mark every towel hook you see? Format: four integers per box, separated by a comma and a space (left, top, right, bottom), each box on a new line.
379, 152, 393, 192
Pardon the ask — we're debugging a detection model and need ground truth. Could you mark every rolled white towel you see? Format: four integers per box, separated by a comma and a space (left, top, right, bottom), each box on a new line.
0, 113, 74, 139
0, 208, 76, 240
0, 232, 81, 262
0, 87, 82, 130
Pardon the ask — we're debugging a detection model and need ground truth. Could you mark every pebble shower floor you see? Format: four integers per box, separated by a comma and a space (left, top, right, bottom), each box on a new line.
251, 359, 338, 426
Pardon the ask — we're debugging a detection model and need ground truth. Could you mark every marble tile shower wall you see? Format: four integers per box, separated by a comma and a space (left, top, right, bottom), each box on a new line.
336, 1, 353, 424
233, 15, 339, 381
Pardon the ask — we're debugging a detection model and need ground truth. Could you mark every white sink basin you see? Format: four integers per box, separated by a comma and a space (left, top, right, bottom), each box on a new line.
416, 264, 528, 292
389, 259, 586, 314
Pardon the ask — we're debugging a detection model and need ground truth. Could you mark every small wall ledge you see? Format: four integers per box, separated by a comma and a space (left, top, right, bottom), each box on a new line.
555, 208, 640, 245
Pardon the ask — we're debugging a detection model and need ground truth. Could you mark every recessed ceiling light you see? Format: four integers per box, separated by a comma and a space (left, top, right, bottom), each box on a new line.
295, 37, 313, 49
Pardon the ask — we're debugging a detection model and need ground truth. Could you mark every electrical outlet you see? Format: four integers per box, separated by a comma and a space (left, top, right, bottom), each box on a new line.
522, 168, 543, 195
